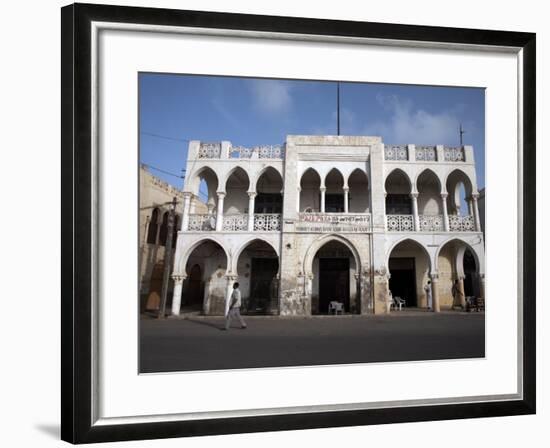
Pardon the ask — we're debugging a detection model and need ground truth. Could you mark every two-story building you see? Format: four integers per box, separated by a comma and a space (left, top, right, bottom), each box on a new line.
169, 135, 485, 316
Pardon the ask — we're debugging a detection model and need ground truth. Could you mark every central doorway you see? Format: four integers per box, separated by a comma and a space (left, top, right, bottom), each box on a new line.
319, 258, 350, 313
248, 258, 279, 314
388, 257, 417, 307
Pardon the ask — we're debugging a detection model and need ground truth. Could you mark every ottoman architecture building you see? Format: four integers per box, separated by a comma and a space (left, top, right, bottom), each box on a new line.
169, 136, 485, 316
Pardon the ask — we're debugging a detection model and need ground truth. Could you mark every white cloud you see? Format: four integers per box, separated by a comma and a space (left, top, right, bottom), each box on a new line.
250, 80, 292, 114
364, 94, 462, 145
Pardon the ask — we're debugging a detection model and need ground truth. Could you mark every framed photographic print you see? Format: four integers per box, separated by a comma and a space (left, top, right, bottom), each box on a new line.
61, 2, 536, 444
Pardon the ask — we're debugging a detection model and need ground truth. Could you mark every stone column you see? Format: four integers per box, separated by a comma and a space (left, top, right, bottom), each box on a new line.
189, 195, 197, 214
441, 193, 450, 232
224, 274, 238, 316
343, 187, 349, 213
247, 192, 256, 231
458, 276, 466, 309
431, 273, 441, 313
320, 187, 326, 213
296, 187, 301, 213
410, 192, 420, 231
215, 192, 225, 232
170, 274, 186, 316
373, 267, 390, 315
181, 192, 192, 231
467, 197, 474, 216
472, 193, 482, 232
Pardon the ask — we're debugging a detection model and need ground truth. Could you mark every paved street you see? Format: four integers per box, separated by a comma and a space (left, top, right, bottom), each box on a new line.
139, 312, 485, 373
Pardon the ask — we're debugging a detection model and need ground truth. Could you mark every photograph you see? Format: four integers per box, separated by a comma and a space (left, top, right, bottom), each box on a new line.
138, 74, 487, 373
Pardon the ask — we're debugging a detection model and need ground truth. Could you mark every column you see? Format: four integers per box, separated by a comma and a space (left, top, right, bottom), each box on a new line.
215, 192, 225, 232
467, 197, 474, 216
343, 187, 349, 213
247, 192, 256, 231
296, 187, 301, 214
441, 193, 450, 232
458, 276, 466, 309
189, 195, 197, 214
181, 192, 192, 231
224, 274, 238, 316
431, 273, 441, 313
410, 192, 420, 231
170, 274, 186, 316
320, 187, 326, 213
472, 194, 482, 232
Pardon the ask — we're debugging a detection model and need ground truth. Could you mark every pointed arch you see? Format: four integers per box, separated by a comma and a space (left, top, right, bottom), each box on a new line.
304, 234, 362, 277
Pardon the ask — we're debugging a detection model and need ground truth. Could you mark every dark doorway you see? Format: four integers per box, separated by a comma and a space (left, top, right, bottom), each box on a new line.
319, 258, 350, 313
325, 194, 344, 212
248, 258, 279, 314
388, 258, 417, 307
463, 249, 479, 297
182, 264, 203, 310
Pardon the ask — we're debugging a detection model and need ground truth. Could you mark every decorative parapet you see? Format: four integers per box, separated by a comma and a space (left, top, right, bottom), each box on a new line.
188, 214, 216, 231
254, 213, 282, 231
443, 146, 465, 162
386, 214, 414, 232
198, 142, 222, 159
222, 214, 248, 231
418, 214, 444, 231
384, 145, 408, 161
448, 215, 475, 231
415, 146, 437, 161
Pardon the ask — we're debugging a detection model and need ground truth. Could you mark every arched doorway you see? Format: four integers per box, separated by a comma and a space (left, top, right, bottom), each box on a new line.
311, 240, 359, 314
145, 261, 164, 311
182, 239, 228, 315
235, 239, 279, 315
463, 249, 479, 297
387, 239, 431, 308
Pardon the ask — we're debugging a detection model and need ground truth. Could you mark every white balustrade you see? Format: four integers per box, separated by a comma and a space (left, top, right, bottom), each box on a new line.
443, 146, 465, 161
198, 143, 221, 159
229, 145, 253, 158
415, 146, 437, 161
253, 214, 282, 231
222, 214, 248, 231
257, 144, 285, 159
384, 145, 408, 160
386, 214, 414, 232
449, 215, 475, 231
418, 215, 444, 232
187, 214, 216, 231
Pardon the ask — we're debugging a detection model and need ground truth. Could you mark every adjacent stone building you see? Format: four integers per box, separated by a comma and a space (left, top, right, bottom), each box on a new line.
170, 136, 485, 316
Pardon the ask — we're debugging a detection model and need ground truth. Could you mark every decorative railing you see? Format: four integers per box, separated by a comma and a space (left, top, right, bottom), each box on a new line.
253, 213, 282, 231
419, 214, 444, 232
257, 144, 285, 159
415, 146, 437, 161
229, 145, 254, 158
386, 214, 414, 232
222, 214, 248, 231
188, 214, 216, 231
198, 143, 221, 159
444, 146, 465, 162
449, 215, 475, 231
384, 145, 408, 161
297, 213, 372, 233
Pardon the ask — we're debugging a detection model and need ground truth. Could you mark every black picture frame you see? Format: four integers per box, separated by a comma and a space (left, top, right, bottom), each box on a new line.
61, 2, 536, 444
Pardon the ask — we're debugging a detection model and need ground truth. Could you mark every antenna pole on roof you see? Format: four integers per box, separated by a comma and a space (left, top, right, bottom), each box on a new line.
459, 123, 465, 146
337, 82, 341, 136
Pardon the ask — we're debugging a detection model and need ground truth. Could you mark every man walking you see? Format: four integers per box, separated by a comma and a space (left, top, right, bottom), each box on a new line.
224, 282, 247, 330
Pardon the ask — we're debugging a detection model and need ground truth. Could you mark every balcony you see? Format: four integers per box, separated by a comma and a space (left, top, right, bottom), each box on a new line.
197, 142, 285, 160
186, 213, 281, 232
386, 214, 477, 232
384, 144, 467, 162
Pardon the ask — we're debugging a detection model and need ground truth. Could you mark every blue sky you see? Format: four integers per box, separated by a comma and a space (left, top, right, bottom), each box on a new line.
139, 73, 485, 191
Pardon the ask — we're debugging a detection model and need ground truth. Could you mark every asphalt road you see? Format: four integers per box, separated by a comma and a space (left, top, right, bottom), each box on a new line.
139, 312, 485, 373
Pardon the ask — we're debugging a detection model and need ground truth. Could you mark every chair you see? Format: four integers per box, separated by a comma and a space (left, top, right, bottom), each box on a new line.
393, 296, 406, 311
328, 301, 344, 315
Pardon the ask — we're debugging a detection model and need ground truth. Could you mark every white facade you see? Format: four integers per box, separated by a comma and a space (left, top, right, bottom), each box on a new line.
171, 136, 485, 316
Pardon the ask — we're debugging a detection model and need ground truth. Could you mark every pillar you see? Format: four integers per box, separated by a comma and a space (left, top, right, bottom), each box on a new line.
467, 197, 474, 216
215, 192, 225, 232
410, 192, 420, 231
344, 187, 349, 213
441, 193, 450, 232
248, 191, 256, 231
320, 187, 326, 213
431, 273, 440, 312
189, 195, 197, 214
296, 187, 301, 214
458, 276, 466, 309
170, 274, 186, 316
472, 193, 482, 232
181, 192, 192, 231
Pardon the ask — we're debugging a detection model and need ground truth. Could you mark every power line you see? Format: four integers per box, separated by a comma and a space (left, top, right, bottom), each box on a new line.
141, 131, 190, 143
142, 163, 185, 179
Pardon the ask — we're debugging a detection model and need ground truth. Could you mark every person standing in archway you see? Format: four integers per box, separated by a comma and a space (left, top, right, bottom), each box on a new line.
424, 280, 433, 311
224, 282, 247, 330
